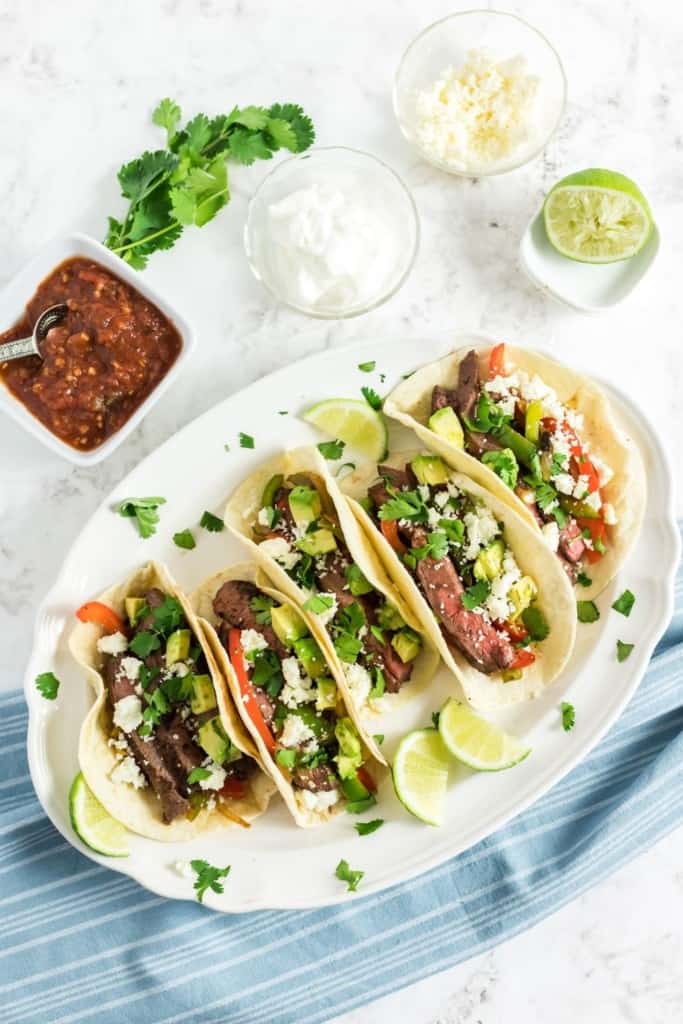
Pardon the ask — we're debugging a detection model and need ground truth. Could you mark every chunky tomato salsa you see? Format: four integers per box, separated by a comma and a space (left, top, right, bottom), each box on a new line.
0, 258, 182, 451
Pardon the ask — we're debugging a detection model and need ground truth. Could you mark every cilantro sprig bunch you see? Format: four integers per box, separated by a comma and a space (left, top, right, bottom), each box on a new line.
105, 98, 315, 269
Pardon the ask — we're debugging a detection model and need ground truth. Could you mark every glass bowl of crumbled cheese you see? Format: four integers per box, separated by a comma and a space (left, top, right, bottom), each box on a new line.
394, 10, 567, 177
244, 147, 420, 318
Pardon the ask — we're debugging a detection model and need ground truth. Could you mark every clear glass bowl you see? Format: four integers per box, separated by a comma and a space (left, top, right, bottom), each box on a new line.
393, 10, 567, 177
244, 147, 420, 319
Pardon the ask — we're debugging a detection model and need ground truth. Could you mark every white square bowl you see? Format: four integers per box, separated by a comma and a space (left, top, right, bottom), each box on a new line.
0, 233, 196, 465
519, 206, 660, 315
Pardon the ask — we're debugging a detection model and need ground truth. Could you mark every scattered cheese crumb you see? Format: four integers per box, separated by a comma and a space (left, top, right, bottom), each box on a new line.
542, 521, 560, 552
281, 657, 315, 708
280, 714, 318, 750
97, 631, 128, 655
110, 755, 146, 789
198, 760, 227, 791
298, 788, 339, 813
344, 663, 372, 706
113, 694, 143, 733
240, 629, 268, 655
259, 536, 301, 570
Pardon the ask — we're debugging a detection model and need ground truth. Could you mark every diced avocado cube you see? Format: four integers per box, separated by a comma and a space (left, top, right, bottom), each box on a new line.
197, 716, 230, 764
377, 601, 406, 631
261, 473, 284, 509
288, 485, 322, 527
125, 597, 145, 625
346, 563, 373, 596
166, 628, 191, 667
502, 668, 523, 682
315, 677, 337, 711
473, 539, 505, 582
296, 528, 337, 556
525, 400, 544, 444
410, 454, 450, 486
340, 772, 371, 802
271, 604, 308, 647
293, 636, 327, 679
428, 406, 465, 449
391, 628, 422, 663
508, 575, 538, 620
286, 704, 334, 741
190, 674, 217, 715
335, 717, 363, 780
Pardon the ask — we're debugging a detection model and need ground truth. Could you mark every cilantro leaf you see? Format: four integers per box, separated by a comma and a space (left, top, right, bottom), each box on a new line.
200, 510, 224, 533
521, 605, 550, 642
239, 432, 255, 449
265, 117, 298, 151
612, 590, 635, 617
482, 448, 519, 489
152, 596, 184, 635
358, 361, 376, 373
355, 819, 384, 836
576, 571, 592, 588
173, 529, 196, 550
577, 600, 600, 624
344, 795, 377, 814
373, 733, 384, 745
129, 631, 161, 658
250, 594, 274, 625
561, 702, 575, 732
317, 439, 345, 460
303, 594, 335, 614
462, 579, 491, 611
335, 858, 364, 892
228, 127, 273, 165
431, 711, 440, 729
152, 98, 181, 144
617, 640, 634, 663
36, 672, 60, 700
368, 667, 385, 699
361, 386, 383, 410
412, 531, 449, 563
117, 496, 166, 539
267, 103, 315, 151
190, 859, 231, 903
187, 767, 211, 785
377, 488, 427, 523
117, 150, 178, 205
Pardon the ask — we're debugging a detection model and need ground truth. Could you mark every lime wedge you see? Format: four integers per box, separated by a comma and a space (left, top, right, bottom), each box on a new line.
303, 398, 388, 461
69, 772, 129, 857
392, 728, 449, 826
543, 168, 653, 263
438, 698, 531, 772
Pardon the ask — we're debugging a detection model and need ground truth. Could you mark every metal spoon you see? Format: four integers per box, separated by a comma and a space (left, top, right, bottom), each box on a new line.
0, 303, 68, 363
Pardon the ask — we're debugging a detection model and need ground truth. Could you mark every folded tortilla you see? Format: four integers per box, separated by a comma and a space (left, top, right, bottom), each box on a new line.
341, 451, 577, 709
384, 344, 646, 599
223, 447, 440, 762
69, 561, 275, 842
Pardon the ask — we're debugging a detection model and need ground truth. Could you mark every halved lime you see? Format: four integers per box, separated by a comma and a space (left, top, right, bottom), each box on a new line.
69, 772, 129, 857
302, 398, 388, 461
438, 698, 531, 772
392, 728, 449, 826
543, 169, 653, 263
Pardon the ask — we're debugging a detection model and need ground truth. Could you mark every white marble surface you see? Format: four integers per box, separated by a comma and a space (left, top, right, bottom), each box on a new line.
0, 1, 681, 1021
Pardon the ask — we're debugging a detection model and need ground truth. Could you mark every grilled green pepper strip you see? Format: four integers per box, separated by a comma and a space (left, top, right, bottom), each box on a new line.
493, 424, 538, 468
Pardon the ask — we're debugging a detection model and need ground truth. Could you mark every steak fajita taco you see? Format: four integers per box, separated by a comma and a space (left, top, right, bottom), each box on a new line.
223, 448, 439, 759
192, 564, 382, 826
70, 562, 275, 841
384, 343, 646, 598
340, 451, 576, 709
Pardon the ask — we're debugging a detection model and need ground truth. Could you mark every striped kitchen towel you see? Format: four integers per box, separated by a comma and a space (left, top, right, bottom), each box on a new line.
0, 544, 681, 1024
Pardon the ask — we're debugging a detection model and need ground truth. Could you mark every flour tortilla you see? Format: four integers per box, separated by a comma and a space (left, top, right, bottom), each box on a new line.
341, 451, 577, 710
384, 344, 646, 599
223, 446, 440, 761
69, 561, 275, 842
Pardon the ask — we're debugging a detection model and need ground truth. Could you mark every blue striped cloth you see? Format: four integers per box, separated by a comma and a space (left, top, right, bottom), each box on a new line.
1, 542, 681, 1024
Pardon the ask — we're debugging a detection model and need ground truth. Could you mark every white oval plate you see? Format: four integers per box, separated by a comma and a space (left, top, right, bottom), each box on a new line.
24, 332, 679, 912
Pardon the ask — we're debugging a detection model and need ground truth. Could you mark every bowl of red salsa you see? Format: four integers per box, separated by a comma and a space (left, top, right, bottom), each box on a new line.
0, 233, 196, 464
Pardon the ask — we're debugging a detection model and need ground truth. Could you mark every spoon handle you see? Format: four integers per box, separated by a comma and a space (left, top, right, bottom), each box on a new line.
0, 336, 40, 363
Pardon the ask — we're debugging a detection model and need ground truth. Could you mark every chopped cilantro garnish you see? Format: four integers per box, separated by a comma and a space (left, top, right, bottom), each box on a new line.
35, 671, 60, 700
355, 819, 384, 836
275, 748, 297, 770
345, 563, 372, 595
482, 448, 519, 489
411, 531, 449, 563
224, 443, 231, 452
138, 664, 160, 690
331, 601, 366, 663
378, 488, 427, 524
187, 767, 211, 785
439, 518, 465, 544
200, 510, 224, 533
561, 702, 575, 732
239, 432, 255, 449
190, 859, 231, 903
373, 733, 384, 745
117, 496, 166, 539
358, 360, 376, 373
344, 795, 377, 814
521, 605, 550, 642
612, 589, 635, 617
129, 631, 162, 657
250, 595, 274, 625
303, 594, 335, 614
317, 439, 345, 460
577, 600, 600, 624
616, 640, 634, 663
361, 386, 382, 410
278, 410, 288, 415
368, 667, 385, 699
550, 452, 567, 475
431, 711, 440, 729
576, 571, 592, 588
335, 858, 364, 892
462, 579, 491, 611
370, 625, 385, 645
173, 528, 196, 550
152, 596, 184, 635
464, 392, 509, 433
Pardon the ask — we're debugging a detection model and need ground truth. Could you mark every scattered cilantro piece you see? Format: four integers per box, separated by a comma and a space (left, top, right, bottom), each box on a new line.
561, 702, 575, 732
617, 640, 634, 663
577, 600, 600, 624
303, 594, 335, 614
464, 392, 509, 434
521, 606, 550, 642
335, 858, 364, 892
239, 432, 255, 449
358, 361, 376, 373
35, 672, 60, 700
355, 819, 384, 836
378, 488, 427, 524
173, 529, 196, 550
129, 631, 161, 658
361, 386, 382, 410
200, 510, 224, 533
482, 448, 519, 489
278, 410, 288, 416
368, 667, 385, 699
431, 711, 440, 729
373, 733, 384, 745
576, 571, 592, 588
462, 579, 491, 611
224, 443, 231, 452
250, 595, 274, 625
317, 439, 345, 460
550, 452, 567, 475
345, 795, 377, 814
152, 596, 184, 635
439, 518, 465, 544
190, 859, 231, 903
117, 496, 166, 539
612, 590, 635, 618
187, 767, 211, 785
411, 531, 449, 563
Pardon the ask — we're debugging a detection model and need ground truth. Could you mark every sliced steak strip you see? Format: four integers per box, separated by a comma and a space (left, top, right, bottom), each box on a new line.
291, 765, 337, 792
466, 431, 502, 457
431, 385, 458, 413
156, 711, 205, 785
368, 478, 392, 510
136, 587, 167, 631
559, 519, 586, 563
213, 580, 287, 658
377, 464, 413, 490
454, 349, 481, 420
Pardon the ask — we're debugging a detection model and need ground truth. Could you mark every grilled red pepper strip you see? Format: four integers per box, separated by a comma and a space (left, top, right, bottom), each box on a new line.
488, 343, 507, 378
228, 628, 277, 754
75, 601, 126, 635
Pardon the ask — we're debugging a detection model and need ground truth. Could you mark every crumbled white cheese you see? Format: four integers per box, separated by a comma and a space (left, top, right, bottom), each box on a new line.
110, 755, 147, 789
113, 694, 143, 733
591, 454, 614, 487
417, 484, 430, 502
484, 551, 522, 622
198, 759, 227, 791
554, 472, 575, 496
240, 628, 268, 655
257, 506, 272, 526
573, 475, 590, 500
170, 661, 191, 677
414, 50, 539, 171
344, 662, 372, 706
434, 490, 450, 509
97, 631, 128, 655
280, 657, 315, 708
602, 502, 618, 525
280, 714, 318, 751
542, 521, 560, 552
108, 735, 130, 753
259, 536, 301, 571
117, 656, 142, 682
463, 505, 499, 560
564, 408, 585, 432
584, 490, 603, 512
298, 787, 340, 813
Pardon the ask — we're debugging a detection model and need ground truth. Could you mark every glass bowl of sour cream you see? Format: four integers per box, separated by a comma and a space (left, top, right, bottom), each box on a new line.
244, 147, 419, 319
394, 10, 567, 177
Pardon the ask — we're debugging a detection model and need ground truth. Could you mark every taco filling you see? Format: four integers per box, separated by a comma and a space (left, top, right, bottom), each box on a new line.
363, 454, 550, 680
210, 578, 376, 814
77, 588, 257, 824
428, 344, 616, 582
250, 472, 423, 703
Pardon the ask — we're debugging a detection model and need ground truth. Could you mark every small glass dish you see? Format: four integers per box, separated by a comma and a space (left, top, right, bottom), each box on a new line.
244, 147, 419, 319
393, 10, 567, 177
